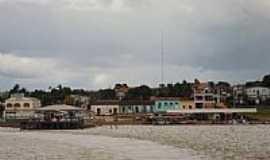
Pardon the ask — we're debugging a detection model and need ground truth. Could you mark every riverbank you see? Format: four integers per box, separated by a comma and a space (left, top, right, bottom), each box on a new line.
242, 108, 270, 121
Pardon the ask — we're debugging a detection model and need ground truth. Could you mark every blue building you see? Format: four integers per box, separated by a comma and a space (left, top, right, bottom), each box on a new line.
151, 97, 181, 113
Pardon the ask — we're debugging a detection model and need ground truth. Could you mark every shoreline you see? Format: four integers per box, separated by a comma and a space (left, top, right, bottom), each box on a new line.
1, 121, 270, 130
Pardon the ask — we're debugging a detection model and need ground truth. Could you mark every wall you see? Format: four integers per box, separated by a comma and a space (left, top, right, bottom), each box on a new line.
152, 100, 181, 113
4, 98, 41, 120
181, 101, 195, 110
119, 105, 153, 114
91, 105, 119, 116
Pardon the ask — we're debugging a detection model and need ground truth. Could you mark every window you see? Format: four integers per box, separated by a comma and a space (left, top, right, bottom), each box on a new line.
175, 102, 179, 105
6, 103, 12, 108
158, 102, 162, 109
183, 105, 186, 109
113, 108, 117, 114
135, 107, 139, 113
205, 96, 214, 101
97, 108, 101, 116
189, 105, 192, 109
14, 103, 21, 108
164, 102, 168, 106
196, 96, 203, 101
170, 102, 173, 106
24, 103, 30, 108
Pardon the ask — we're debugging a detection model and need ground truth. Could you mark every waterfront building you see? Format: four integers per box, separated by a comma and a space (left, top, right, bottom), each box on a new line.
233, 85, 246, 105
114, 84, 129, 100
181, 100, 195, 110
70, 95, 91, 109
150, 97, 181, 113
4, 94, 41, 120
193, 83, 226, 109
119, 100, 154, 114
90, 100, 119, 116
245, 86, 270, 104
21, 104, 91, 129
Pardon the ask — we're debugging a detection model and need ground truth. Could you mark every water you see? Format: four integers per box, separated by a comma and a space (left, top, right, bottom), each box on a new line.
0, 127, 198, 160
0, 125, 270, 160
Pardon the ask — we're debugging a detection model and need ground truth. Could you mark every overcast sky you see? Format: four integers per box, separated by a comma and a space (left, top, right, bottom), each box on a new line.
0, 0, 270, 90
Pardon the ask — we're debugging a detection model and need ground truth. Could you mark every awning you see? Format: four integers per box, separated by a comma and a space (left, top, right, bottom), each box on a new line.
37, 105, 83, 112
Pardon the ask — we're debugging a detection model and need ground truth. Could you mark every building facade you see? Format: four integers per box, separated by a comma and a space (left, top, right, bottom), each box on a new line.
114, 84, 129, 100
151, 97, 181, 113
119, 100, 154, 114
70, 95, 91, 109
4, 94, 41, 120
90, 100, 119, 116
181, 100, 195, 110
193, 83, 225, 109
233, 85, 246, 105
245, 86, 270, 104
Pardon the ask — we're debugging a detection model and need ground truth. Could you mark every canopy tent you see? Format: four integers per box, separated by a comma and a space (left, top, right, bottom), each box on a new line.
37, 104, 83, 112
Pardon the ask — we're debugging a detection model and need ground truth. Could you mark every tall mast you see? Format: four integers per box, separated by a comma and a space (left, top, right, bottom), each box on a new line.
161, 31, 164, 85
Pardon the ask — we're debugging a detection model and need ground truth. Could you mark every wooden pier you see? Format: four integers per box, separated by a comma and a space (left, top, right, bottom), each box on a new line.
20, 104, 94, 130
20, 119, 85, 130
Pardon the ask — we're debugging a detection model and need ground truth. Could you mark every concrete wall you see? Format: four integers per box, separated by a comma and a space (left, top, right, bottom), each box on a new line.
152, 100, 181, 113
91, 105, 119, 116
181, 101, 195, 110
4, 97, 41, 120
119, 105, 153, 114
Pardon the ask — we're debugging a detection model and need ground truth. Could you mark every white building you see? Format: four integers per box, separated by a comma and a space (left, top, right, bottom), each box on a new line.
233, 85, 246, 105
90, 100, 119, 116
245, 86, 270, 103
70, 95, 90, 109
4, 94, 41, 120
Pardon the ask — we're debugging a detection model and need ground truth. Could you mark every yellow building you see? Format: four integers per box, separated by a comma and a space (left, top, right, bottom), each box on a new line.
181, 100, 195, 110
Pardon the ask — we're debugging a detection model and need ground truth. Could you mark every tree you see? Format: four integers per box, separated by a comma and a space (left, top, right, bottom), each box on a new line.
9, 84, 20, 95
194, 79, 200, 85
125, 85, 152, 100
246, 81, 262, 87
217, 81, 231, 88
97, 89, 116, 100
263, 74, 270, 87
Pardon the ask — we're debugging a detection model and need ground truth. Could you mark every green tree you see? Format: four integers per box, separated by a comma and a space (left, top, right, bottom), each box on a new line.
125, 85, 152, 100
263, 74, 270, 87
9, 84, 20, 95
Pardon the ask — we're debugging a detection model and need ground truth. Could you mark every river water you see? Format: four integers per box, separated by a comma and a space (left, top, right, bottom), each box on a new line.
0, 125, 269, 160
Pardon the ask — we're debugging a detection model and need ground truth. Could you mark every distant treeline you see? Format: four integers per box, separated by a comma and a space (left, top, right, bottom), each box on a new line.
1, 74, 270, 106
246, 75, 270, 88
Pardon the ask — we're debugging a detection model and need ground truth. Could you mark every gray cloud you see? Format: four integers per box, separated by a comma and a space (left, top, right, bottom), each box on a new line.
0, 0, 269, 90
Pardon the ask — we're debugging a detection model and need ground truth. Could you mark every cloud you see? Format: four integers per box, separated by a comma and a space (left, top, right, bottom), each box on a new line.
0, 0, 270, 90
0, 53, 56, 79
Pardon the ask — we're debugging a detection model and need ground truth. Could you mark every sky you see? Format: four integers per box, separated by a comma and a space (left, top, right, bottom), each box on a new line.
0, 0, 270, 90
